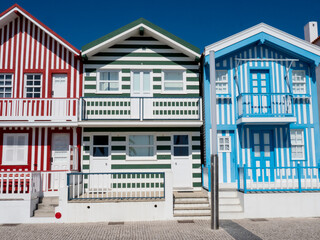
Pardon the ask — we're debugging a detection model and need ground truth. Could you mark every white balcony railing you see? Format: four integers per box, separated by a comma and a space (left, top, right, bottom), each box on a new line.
81, 97, 202, 121
0, 98, 78, 122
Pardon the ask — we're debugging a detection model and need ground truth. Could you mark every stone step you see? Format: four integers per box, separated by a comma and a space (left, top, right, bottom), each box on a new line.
219, 191, 238, 198
174, 197, 208, 203
174, 207, 211, 215
37, 204, 58, 210
219, 198, 240, 205
219, 204, 243, 212
174, 202, 210, 208
173, 191, 208, 198
33, 211, 55, 218
40, 197, 59, 205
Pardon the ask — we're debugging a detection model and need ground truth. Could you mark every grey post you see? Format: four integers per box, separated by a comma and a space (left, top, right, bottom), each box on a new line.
209, 50, 219, 230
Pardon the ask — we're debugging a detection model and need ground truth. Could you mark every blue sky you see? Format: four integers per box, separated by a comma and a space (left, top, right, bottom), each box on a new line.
1, 0, 320, 52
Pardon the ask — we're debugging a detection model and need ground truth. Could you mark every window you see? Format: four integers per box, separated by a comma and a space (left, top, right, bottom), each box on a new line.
173, 135, 189, 156
128, 135, 154, 158
25, 74, 42, 98
93, 136, 109, 157
2, 133, 28, 165
290, 129, 305, 160
0, 74, 13, 98
97, 71, 120, 92
218, 136, 231, 152
216, 70, 228, 94
163, 71, 185, 92
131, 71, 151, 96
292, 70, 306, 94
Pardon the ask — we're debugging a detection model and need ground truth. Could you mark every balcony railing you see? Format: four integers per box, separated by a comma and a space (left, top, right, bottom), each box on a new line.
237, 93, 294, 119
81, 97, 202, 121
238, 164, 320, 193
0, 98, 78, 122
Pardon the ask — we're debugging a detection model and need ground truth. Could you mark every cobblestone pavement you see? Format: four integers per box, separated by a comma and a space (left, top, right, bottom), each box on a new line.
0, 218, 320, 240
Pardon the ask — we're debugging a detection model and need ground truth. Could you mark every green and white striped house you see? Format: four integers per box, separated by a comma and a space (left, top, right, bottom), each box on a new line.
80, 18, 202, 191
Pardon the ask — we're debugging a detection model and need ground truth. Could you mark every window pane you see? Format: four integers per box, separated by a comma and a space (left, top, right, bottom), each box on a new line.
143, 72, 150, 92
129, 146, 153, 157
174, 135, 188, 145
93, 136, 108, 145
7, 136, 14, 145
174, 146, 189, 156
164, 82, 183, 91
93, 147, 109, 157
17, 149, 25, 162
164, 72, 183, 81
129, 135, 153, 145
133, 72, 140, 92
18, 136, 26, 145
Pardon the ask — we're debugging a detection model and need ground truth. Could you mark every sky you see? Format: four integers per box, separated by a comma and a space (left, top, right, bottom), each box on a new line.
1, 0, 320, 52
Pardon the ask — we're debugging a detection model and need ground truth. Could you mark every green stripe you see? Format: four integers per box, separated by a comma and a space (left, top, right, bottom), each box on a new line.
186, 77, 198, 82
153, 85, 161, 90
126, 36, 157, 41
110, 44, 172, 49
122, 77, 130, 81
122, 69, 130, 73
84, 60, 197, 66
111, 155, 126, 160
192, 145, 201, 150
193, 164, 201, 168
193, 173, 202, 178
84, 127, 200, 132
122, 85, 130, 89
157, 145, 171, 150
157, 155, 171, 160
192, 136, 201, 141
83, 137, 90, 142
85, 68, 96, 73
153, 77, 161, 81
153, 94, 199, 97
112, 136, 126, 141
112, 146, 126, 151
192, 154, 201, 159
187, 69, 199, 73
84, 85, 96, 89
193, 182, 202, 187
111, 164, 171, 169
84, 93, 130, 97
83, 155, 90, 160
153, 69, 161, 73
84, 146, 90, 151
83, 165, 89, 169
187, 85, 199, 90
157, 136, 171, 141
85, 76, 96, 81
94, 52, 188, 57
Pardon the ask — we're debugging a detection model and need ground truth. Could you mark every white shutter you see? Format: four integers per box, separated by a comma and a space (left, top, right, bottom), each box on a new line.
2, 133, 28, 165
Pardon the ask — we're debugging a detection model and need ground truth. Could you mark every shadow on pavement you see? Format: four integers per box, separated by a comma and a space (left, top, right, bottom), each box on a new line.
221, 220, 262, 240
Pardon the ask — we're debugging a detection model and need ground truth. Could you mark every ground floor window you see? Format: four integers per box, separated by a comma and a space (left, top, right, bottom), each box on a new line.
290, 129, 305, 160
93, 135, 109, 157
218, 136, 231, 152
128, 135, 154, 158
2, 133, 28, 165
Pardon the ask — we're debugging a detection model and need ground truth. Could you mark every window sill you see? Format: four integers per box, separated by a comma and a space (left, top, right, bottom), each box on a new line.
217, 94, 231, 99
293, 94, 310, 99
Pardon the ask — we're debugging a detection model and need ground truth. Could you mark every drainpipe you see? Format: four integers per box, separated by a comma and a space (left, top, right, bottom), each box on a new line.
209, 50, 219, 230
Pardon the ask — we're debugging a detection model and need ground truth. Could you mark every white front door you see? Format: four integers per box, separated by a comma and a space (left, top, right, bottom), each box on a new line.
51, 133, 70, 170
172, 135, 192, 189
52, 74, 67, 98
131, 70, 152, 97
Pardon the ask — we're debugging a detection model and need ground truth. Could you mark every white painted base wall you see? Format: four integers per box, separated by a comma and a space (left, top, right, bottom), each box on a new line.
241, 192, 320, 218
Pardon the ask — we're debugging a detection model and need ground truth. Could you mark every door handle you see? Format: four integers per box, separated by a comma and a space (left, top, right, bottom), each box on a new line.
105, 163, 108, 166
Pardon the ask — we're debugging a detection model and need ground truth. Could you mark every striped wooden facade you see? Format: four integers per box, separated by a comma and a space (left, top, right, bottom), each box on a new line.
204, 26, 320, 186
0, 5, 82, 172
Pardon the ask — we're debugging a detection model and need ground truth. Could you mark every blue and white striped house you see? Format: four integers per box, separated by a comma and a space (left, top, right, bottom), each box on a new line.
203, 23, 320, 194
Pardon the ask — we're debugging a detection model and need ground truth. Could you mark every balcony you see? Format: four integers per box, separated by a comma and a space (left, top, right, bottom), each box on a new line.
236, 93, 296, 124
81, 97, 202, 126
0, 98, 78, 125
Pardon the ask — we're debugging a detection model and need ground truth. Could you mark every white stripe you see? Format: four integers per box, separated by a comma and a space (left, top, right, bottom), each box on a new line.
51, 40, 55, 69
35, 26, 40, 69
14, 17, 20, 98
40, 31, 45, 69
43, 128, 48, 171
242, 128, 246, 165
87, 64, 198, 70
76, 59, 80, 98
10, 22, 14, 69
260, 46, 264, 67
56, 43, 60, 69
303, 99, 307, 124
45, 34, 50, 98
239, 54, 243, 93
244, 54, 248, 93
221, 99, 225, 124
306, 128, 310, 167
61, 46, 64, 69
226, 131, 231, 183
311, 128, 316, 166
19, 17, 26, 98
31, 128, 36, 171
216, 99, 219, 125
297, 100, 301, 124
70, 56, 74, 98
227, 99, 230, 125
246, 128, 250, 167
309, 68, 314, 124
0, 24, 4, 68
286, 128, 290, 167
30, 23, 35, 69
265, 48, 269, 67
230, 58, 235, 125
5, 24, 9, 69
280, 56, 285, 93
66, 50, 69, 69
37, 127, 42, 171
275, 128, 279, 167
25, 20, 30, 69
249, 49, 252, 67
280, 128, 284, 167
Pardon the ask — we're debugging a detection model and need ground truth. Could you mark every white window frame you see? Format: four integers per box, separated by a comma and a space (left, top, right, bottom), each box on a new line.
131, 70, 153, 97
216, 70, 228, 94
96, 70, 121, 94
2, 133, 28, 165
292, 70, 306, 94
218, 136, 231, 153
127, 134, 155, 160
290, 129, 305, 160
0, 73, 13, 98
24, 74, 42, 98
162, 70, 186, 94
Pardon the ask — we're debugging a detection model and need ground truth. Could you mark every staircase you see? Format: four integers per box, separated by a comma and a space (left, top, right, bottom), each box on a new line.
173, 188, 244, 220
33, 197, 59, 218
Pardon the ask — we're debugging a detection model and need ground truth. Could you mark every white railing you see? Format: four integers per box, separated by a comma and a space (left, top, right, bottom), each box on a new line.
81, 97, 201, 121
68, 172, 165, 200
0, 98, 78, 122
0, 171, 41, 199
41, 171, 68, 196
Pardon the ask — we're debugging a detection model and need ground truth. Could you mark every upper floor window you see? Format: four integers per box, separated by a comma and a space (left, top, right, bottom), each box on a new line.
25, 74, 42, 98
0, 74, 13, 98
97, 70, 120, 93
216, 70, 228, 94
292, 70, 306, 94
290, 129, 305, 160
132, 70, 152, 97
162, 71, 185, 93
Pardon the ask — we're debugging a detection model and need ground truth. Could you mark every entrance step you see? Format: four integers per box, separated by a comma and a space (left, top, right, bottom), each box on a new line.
218, 189, 244, 219
33, 197, 58, 218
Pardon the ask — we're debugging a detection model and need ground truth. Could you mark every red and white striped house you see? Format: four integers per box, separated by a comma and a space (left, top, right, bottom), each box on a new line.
0, 4, 82, 176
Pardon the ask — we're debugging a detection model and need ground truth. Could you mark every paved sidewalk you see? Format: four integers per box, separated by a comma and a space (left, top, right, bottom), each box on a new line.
1, 218, 320, 240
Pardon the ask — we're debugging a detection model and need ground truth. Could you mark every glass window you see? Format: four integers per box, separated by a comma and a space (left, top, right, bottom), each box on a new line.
2, 133, 28, 165
98, 71, 120, 92
0, 74, 13, 98
129, 135, 154, 157
218, 136, 231, 152
216, 70, 228, 94
25, 74, 42, 98
131, 71, 151, 96
163, 71, 184, 92
290, 129, 305, 160
93, 135, 109, 157
173, 135, 189, 156
292, 70, 306, 94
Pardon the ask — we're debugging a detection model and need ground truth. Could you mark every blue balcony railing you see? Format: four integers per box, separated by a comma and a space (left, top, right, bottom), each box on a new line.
238, 164, 320, 193
236, 93, 294, 119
